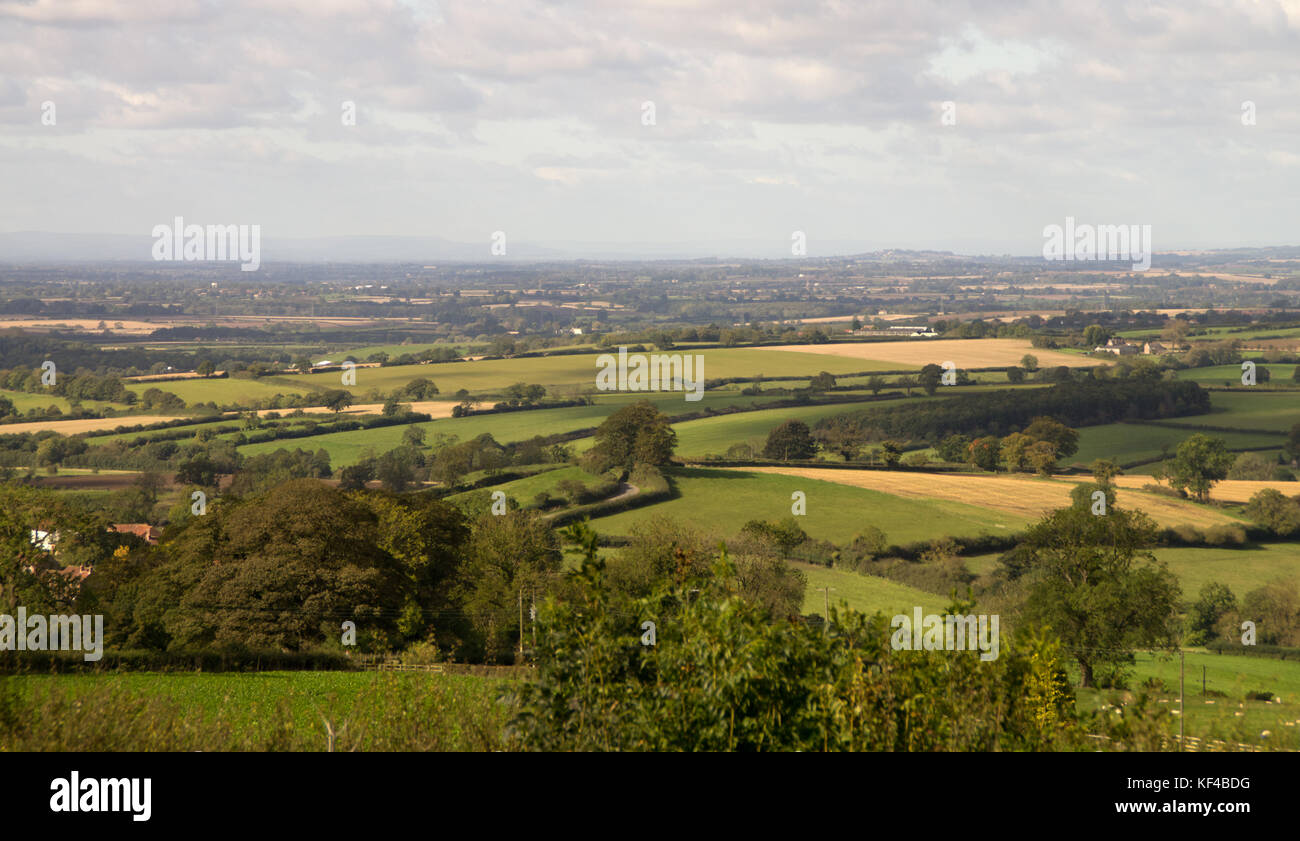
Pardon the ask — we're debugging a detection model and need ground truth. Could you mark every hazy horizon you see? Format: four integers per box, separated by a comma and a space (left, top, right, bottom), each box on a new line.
2, 0, 1298, 259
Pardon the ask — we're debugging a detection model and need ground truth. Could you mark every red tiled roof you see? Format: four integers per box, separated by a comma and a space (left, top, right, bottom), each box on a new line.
111, 523, 161, 544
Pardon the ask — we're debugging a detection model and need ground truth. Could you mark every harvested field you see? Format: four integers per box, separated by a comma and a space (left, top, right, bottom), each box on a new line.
0, 318, 160, 334
754, 338, 1098, 369
256, 400, 457, 419
742, 467, 1244, 529
0, 415, 182, 435
1069, 474, 1300, 504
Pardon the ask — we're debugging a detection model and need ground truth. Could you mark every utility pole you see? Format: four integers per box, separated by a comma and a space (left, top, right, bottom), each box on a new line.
518, 588, 524, 659
819, 587, 833, 630
1179, 649, 1185, 751
1202, 665, 1206, 696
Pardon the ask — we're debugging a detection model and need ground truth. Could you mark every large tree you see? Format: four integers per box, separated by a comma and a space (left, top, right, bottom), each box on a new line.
588, 401, 677, 471
454, 510, 562, 662
763, 420, 817, 461
161, 479, 411, 651
1010, 486, 1181, 687
1168, 433, 1234, 502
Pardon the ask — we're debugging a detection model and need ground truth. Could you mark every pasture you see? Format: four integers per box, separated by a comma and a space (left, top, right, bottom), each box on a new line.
588, 467, 1030, 544
1074, 650, 1300, 748
1069, 423, 1282, 469
1174, 364, 1300, 386
794, 562, 947, 619
1151, 543, 1300, 597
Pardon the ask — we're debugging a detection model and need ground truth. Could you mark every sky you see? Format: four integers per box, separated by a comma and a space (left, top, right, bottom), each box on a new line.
0, 0, 1298, 259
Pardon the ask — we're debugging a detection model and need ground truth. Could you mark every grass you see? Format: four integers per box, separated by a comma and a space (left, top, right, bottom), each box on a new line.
1158, 390, 1300, 432
235, 392, 861, 467
794, 562, 949, 618
1174, 364, 1300, 387
283, 347, 898, 399
125, 376, 312, 405
1074, 649, 1300, 748
669, 397, 929, 458
1, 670, 508, 751
0, 389, 124, 415
588, 467, 1029, 543
1153, 543, 1300, 598
447, 464, 585, 506
1069, 422, 1282, 469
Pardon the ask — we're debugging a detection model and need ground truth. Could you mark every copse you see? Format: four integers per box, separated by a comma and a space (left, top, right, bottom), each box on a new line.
814, 379, 1209, 445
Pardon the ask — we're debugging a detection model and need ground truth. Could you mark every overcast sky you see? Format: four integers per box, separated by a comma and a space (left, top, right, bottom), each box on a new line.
1, 0, 1298, 258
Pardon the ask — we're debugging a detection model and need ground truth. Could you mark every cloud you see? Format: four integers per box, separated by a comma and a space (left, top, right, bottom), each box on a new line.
0, 0, 1296, 253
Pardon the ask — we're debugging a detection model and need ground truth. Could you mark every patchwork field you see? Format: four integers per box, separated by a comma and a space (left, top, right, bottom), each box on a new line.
238, 393, 856, 466
742, 467, 1246, 529
588, 468, 1031, 544
757, 338, 1098, 369
287, 347, 898, 398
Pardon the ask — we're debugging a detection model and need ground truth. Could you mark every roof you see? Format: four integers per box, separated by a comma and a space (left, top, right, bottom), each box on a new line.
112, 523, 161, 545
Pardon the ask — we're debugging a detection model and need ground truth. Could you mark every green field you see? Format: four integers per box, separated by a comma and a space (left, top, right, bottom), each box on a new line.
0, 389, 124, 414
447, 464, 583, 506
1174, 364, 1300, 386
1159, 390, 1300, 432
125, 376, 316, 406
236, 393, 874, 467
794, 562, 948, 618
2, 671, 506, 751
1069, 422, 1282, 469
1075, 650, 1300, 747
669, 398, 929, 458
250, 348, 907, 403
1154, 543, 1300, 598
588, 467, 1032, 544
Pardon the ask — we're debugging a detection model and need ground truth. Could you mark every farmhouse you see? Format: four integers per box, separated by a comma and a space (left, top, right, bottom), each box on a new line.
1095, 337, 1139, 356
1143, 341, 1167, 355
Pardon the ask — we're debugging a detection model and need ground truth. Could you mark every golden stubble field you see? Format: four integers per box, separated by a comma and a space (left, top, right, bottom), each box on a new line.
743, 467, 1244, 529
0, 415, 183, 435
0, 401, 458, 436
754, 338, 1100, 369
1072, 475, 1300, 505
